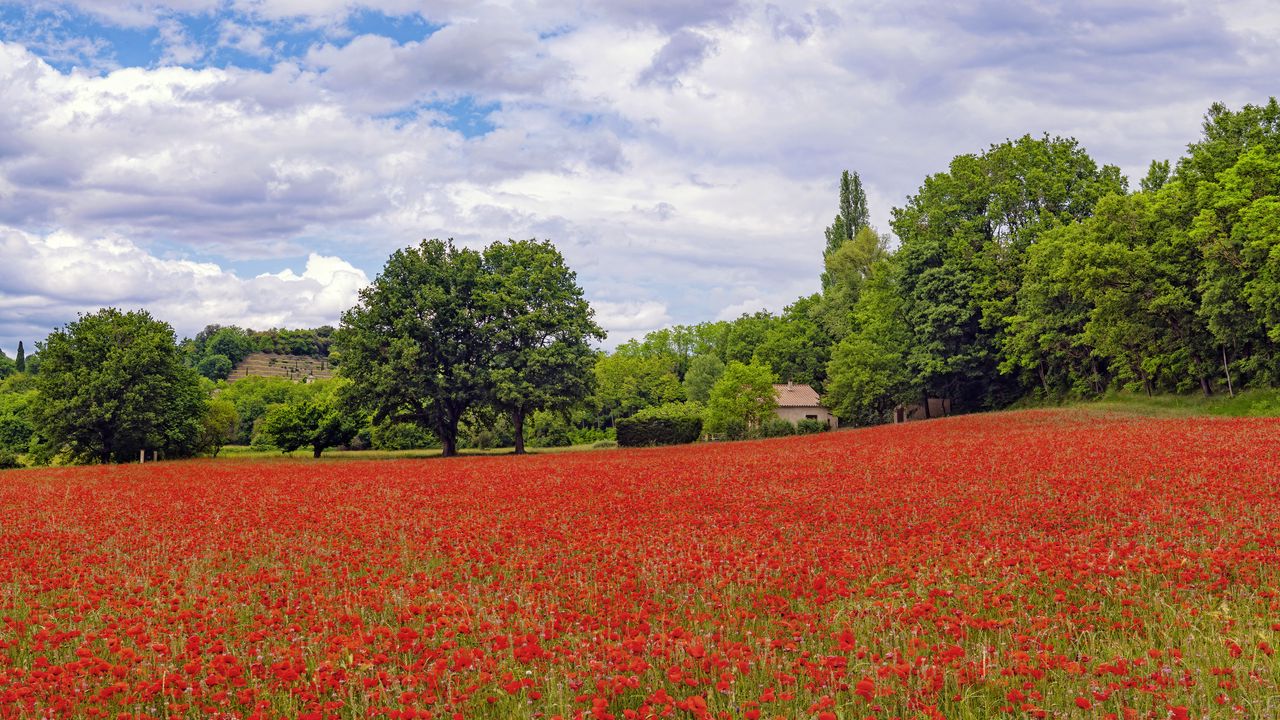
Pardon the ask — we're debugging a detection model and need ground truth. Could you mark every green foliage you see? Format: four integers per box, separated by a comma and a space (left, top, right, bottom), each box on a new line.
723, 312, 777, 365
260, 379, 358, 458
525, 410, 572, 448
567, 426, 615, 445
14, 341, 24, 374
822, 170, 870, 288
796, 418, 828, 434
615, 408, 703, 447
705, 361, 777, 438
753, 294, 834, 392
197, 354, 234, 381
370, 420, 439, 450
591, 353, 684, 423
218, 376, 303, 444
0, 350, 13, 380
758, 418, 795, 437
682, 354, 724, 404
336, 239, 488, 457
480, 239, 604, 453
891, 133, 1127, 410
631, 400, 704, 422
197, 398, 239, 457
33, 308, 207, 464
819, 227, 890, 339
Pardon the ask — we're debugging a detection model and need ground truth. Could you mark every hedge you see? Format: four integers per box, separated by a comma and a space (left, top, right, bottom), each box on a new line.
615, 416, 703, 447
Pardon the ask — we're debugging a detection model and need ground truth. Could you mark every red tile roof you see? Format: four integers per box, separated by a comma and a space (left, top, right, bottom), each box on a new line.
772, 383, 823, 407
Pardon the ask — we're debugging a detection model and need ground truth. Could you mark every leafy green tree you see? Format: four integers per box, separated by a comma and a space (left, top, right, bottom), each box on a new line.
336, 240, 487, 457
15, 342, 24, 373
1002, 224, 1103, 397
819, 227, 890, 339
33, 308, 206, 463
206, 327, 256, 365
825, 257, 915, 424
591, 353, 684, 423
682, 354, 724, 404
197, 354, 234, 381
753, 294, 834, 392
723, 311, 777, 365
0, 350, 12, 380
197, 398, 239, 457
891, 134, 1126, 409
705, 361, 777, 439
822, 170, 870, 289
261, 380, 358, 458
480, 239, 604, 454
218, 376, 303, 444
1141, 160, 1171, 193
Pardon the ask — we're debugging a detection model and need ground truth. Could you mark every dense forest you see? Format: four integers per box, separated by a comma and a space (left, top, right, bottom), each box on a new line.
597, 98, 1280, 427
1, 98, 1277, 465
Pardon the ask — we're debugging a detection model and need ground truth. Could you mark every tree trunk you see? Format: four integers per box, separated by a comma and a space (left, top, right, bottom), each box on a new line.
440, 413, 460, 457
922, 389, 931, 419
1037, 362, 1049, 395
1199, 376, 1212, 398
1222, 345, 1235, 398
312, 445, 323, 459
512, 408, 526, 455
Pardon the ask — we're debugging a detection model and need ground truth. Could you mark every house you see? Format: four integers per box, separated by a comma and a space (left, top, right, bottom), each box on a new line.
773, 382, 839, 429
893, 397, 952, 423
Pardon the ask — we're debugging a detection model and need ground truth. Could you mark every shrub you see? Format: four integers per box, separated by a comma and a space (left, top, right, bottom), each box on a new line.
591, 440, 618, 449
616, 403, 704, 447
796, 418, 828, 434
568, 427, 615, 445
0, 450, 21, 470
759, 418, 796, 438
371, 421, 439, 450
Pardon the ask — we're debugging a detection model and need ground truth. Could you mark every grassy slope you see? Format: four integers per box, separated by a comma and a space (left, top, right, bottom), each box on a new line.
1073, 387, 1280, 418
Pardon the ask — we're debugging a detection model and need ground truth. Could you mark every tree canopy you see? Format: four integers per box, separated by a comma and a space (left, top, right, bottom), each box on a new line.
33, 308, 206, 463
480, 239, 604, 454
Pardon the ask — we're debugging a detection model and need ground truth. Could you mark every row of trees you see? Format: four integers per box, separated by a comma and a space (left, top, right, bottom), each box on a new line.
182, 325, 336, 380
5, 98, 1275, 466
576, 98, 1280, 430
0, 239, 602, 466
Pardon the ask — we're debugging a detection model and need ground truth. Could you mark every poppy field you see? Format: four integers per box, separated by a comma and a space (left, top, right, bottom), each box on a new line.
1, 410, 1278, 719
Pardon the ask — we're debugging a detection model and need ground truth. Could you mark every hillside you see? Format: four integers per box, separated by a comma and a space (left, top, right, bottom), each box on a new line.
226, 352, 335, 383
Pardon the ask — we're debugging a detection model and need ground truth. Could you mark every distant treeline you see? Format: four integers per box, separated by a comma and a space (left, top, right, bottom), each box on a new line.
181, 325, 336, 380
3, 98, 1277, 467
599, 98, 1280, 426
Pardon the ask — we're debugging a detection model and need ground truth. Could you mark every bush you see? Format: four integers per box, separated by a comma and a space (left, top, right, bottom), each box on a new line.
591, 440, 618, 449
0, 450, 21, 470
527, 410, 572, 448
615, 413, 703, 447
371, 421, 439, 450
796, 418, 828, 434
759, 418, 796, 437
568, 427, 615, 445
196, 353, 234, 381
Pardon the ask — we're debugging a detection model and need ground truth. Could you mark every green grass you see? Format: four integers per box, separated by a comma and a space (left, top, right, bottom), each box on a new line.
1075, 387, 1280, 417
215, 441, 614, 461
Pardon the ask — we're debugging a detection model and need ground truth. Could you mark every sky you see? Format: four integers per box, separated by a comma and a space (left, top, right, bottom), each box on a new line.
1, 0, 1278, 355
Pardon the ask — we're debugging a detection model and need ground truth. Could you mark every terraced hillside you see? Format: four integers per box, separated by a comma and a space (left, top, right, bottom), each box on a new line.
226, 352, 335, 383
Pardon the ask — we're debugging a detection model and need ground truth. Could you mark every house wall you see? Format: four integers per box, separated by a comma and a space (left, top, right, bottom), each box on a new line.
776, 406, 839, 429
893, 397, 952, 423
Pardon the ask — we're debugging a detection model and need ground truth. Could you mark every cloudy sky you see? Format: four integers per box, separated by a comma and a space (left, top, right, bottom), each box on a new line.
1, 0, 1277, 354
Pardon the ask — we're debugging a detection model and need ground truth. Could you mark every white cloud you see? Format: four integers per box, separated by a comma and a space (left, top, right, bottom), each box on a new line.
2, 0, 1278, 349
0, 226, 368, 345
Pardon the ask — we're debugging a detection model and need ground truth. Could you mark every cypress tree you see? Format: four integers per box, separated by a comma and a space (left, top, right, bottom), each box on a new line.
15, 341, 24, 373
823, 170, 871, 290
